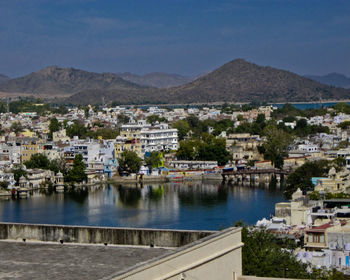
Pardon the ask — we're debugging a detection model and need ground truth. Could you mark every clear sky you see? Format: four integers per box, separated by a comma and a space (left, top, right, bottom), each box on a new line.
1, 0, 349, 78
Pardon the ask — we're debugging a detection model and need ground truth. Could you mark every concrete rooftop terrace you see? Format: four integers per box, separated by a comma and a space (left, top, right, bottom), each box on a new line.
0, 241, 170, 280
0, 223, 243, 279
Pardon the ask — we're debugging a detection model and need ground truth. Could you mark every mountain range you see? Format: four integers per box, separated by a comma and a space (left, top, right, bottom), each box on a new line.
305, 73, 350, 89
1, 59, 349, 105
116, 72, 193, 88
0, 66, 144, 96
0, 74, 9, 85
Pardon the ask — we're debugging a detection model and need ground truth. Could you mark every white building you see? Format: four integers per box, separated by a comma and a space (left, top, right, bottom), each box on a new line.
140, 123, 178, 154
120, 121, 178, 156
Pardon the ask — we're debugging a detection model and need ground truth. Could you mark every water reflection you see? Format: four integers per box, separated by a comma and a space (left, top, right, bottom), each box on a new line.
65, 188, 89, 204
178, 182, 228, 207
146, 185, 165, 201
117, 185, 142, 207
0, 182, 285, 230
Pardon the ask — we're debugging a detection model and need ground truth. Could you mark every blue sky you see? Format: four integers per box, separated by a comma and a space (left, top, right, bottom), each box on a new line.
1, 0, 349, 77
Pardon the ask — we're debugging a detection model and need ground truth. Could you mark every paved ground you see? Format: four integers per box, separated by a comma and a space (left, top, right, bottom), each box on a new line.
0, 241, 170, 280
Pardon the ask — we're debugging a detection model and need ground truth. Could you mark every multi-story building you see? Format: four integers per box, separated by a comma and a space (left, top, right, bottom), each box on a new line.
140, 123, 178, 154
20, 138, 42, 163
63, 141, 100, 167
0, 142, 21, 166
226, 133, 261, 162
115, 121, 178, 158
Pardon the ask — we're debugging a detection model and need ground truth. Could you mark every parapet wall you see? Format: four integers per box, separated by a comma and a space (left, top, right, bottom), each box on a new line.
0, 222, 215, 247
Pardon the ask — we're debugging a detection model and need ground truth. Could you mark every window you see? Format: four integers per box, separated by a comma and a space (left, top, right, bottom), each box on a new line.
308, 234, 313, 243
308, 233, 324, 243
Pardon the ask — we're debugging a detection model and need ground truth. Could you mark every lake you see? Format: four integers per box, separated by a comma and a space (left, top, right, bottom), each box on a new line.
0, 181, 285, 230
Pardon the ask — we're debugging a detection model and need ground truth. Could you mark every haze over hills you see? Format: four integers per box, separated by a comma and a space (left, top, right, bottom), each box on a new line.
0, 66, 146, 96
66, 59, 350, 105
0, 74, 9, 85
305, 73, 350, 89
116, 72, 193, 88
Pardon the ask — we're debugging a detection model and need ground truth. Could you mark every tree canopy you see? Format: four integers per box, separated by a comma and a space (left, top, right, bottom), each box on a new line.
65, 154, 87, 183
146, 115, 167, 125
11, 164, 27, 185
240, 224, 346, 279
261, 124, 293, 169
284, 159, 346, 199
145, 151, 163, 168
176, 134, 230, 166
118, 150, 142, 175
48, 117, 60, 138
285, 160, 330, 199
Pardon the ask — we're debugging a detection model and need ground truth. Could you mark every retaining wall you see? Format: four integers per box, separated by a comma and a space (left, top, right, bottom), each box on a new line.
0, 222, 215, 247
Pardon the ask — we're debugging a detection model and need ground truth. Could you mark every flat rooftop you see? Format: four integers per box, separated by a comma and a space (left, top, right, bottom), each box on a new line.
0, 241, 170, 280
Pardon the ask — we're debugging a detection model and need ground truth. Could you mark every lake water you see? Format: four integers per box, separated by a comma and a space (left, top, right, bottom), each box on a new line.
0, 182, 285, 230
274, 102, 350, 110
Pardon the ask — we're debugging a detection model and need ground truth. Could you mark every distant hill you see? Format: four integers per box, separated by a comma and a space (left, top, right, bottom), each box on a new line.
1, 60, 349, 105
0, 74, 9, 84
117, 72, 193, 88
305, 73, 350, 89
66, 59, 350, 105
0, 66, 145, 95
160, 59, 350, 104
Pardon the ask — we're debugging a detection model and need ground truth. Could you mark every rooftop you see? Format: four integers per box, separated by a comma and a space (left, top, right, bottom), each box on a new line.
0, 241, 170, 280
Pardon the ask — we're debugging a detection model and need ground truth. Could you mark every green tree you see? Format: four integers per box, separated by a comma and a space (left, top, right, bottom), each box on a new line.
12, 164, 27, 185
338, 121, 350, 129
146, 115, 167, 125
262, 125, 293, 169
173, 120, 190, 140
24, 153, 50, 169
333, 102, 350, 114
176, 140, 200, 161
10, 121, 24, 135
240, 224, 345, 279
0, 181, 9, 190
176, 136, 230, 166
295, 119, 308, 137
198, 136, 230, 166
95, 128, 119, 139
66, 121, 88, 139
118, 150, 142, 174
117, 113, 130, 125
283, 116, 296, 123
48, 117, 60, 139
284, 160, 330, 199
48, 158, 68, 175
66, 154, 87, 183
145, 151, 163, 168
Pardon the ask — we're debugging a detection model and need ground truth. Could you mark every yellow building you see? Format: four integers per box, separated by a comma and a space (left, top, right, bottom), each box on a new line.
21, 140, 42, 162
115, 130, 142, 159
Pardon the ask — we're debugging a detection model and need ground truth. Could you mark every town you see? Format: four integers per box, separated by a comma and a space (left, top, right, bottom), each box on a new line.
1, 99, 350, 275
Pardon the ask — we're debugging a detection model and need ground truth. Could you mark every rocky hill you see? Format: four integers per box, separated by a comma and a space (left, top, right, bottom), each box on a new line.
2, 60, 349, 104
66, 59, 350, 105
0, 66, 145, 95
0, 74, 9, 84
305, 73, 350, 89
159, 59, 350, 104
117, 72, 193, 88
